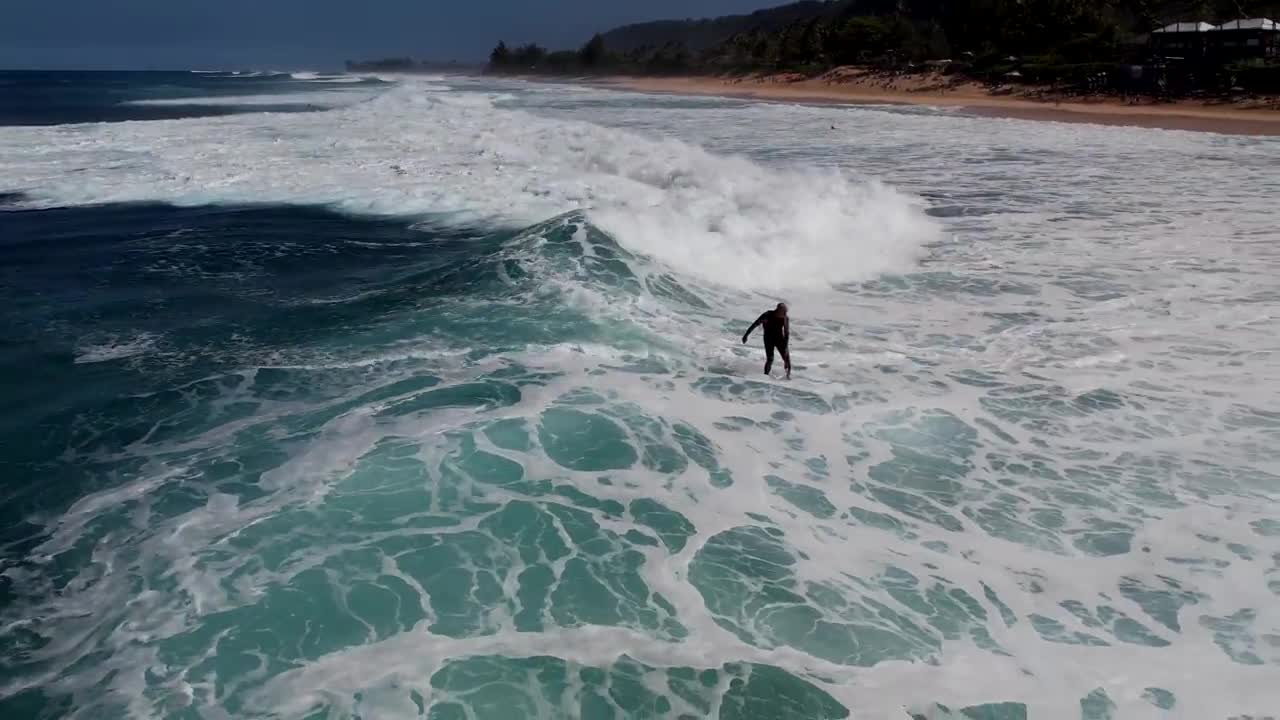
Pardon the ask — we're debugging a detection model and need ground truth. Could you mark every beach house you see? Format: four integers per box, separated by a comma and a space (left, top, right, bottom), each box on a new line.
1151, 19, 1280, 60
1149, 22, 1214, 59
1208, 18, 1280, 60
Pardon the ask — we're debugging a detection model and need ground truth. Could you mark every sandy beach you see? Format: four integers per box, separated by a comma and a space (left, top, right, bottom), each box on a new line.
597, 68, 1280, 136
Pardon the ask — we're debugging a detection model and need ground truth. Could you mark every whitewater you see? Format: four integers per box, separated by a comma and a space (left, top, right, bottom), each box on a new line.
0, 72, 1278, 720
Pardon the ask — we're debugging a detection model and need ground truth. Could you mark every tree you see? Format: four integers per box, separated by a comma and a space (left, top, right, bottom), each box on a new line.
546, 50, 579, 72
513, 43, 548, 68
490, 41, 511, 67
579, 33, 607, 67
645, 41, 693, 74
802, 19, 830, 66
752, 29, 774, 65
826, 16, 894, 64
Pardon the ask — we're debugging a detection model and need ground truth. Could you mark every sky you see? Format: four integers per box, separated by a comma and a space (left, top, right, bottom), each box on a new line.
1, 0, 780, 70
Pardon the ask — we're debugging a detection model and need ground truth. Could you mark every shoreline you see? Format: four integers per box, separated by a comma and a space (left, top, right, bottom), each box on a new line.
590, 71, 1280, 136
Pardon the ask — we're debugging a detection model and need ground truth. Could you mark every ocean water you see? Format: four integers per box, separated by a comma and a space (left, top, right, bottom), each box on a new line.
0, 71, 1278, 720
0, 70, 388, 126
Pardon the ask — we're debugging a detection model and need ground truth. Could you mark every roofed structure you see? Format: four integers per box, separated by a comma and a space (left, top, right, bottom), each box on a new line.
1212, 18, 1278, 31
1152, 22, 1215, 33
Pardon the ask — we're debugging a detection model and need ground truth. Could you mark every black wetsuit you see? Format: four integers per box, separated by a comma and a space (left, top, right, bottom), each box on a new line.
743, 309, 790, 376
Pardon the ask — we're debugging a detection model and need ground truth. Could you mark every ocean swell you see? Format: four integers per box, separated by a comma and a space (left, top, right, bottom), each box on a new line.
0, 79, 937, 290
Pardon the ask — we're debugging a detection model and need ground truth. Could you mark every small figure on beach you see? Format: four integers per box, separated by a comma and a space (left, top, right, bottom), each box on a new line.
742, 302, 791, 379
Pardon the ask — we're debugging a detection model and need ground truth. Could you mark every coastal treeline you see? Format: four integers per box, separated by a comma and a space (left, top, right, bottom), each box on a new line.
488, 36, 695, 75
485, 0, 1280, 93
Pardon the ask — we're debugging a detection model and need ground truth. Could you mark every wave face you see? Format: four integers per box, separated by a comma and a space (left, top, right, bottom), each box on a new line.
1, 73, 1279, 720
0, 79, 935, 289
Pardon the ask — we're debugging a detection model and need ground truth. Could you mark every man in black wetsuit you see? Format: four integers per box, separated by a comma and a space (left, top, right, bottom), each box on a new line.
742, 302, 790, 379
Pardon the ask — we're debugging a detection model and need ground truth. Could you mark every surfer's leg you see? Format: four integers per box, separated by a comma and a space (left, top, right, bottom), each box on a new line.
780, 343, 791, 379
764, 341, 775, 375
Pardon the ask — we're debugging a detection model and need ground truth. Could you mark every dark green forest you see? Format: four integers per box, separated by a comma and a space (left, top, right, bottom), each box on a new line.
485, 0, 1280, 93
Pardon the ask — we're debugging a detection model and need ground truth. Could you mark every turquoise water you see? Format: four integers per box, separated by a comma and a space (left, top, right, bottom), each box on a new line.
1, 72, 1278, 719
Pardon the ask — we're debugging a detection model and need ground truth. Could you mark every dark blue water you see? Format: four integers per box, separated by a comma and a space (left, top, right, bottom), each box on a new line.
0, 181, 677, 720
0, 193, 622, 579
0, 70, 385, 125
0, 202, 440, 537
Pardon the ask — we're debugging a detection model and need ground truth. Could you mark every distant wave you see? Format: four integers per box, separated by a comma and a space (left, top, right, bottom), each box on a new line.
122, 89, 380, 109
5, 81, 934, 290
292, 72, 375, 84
213, 71, 292, 79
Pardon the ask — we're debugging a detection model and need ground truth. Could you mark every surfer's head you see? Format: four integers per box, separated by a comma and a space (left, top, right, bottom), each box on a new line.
776, 302, 788, 316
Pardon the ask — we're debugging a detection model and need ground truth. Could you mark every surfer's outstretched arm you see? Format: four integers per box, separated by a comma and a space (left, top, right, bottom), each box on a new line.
742, 313, 767, 343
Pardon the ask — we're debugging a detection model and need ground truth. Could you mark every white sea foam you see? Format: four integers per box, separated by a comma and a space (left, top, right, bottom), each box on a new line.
123, 90, 378, 108
1, 80, 936, 290
73, 333, 158, 364
2, 76, 1279, 720
287, 72, 368, 84
314, 76, 374, 84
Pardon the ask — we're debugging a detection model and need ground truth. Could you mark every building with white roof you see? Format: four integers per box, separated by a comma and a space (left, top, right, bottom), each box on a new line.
1212, 18, 1279, 32
1210, 18, 1279, 59
1150, 18, 1279, 59
1152, 22, 1215, 33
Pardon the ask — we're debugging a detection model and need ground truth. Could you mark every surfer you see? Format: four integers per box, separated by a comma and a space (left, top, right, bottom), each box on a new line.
742, 302, 791, 379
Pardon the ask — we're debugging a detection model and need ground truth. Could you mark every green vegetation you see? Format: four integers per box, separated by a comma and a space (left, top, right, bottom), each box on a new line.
1231, 60, 1280, 91
485, 0, 1280, 94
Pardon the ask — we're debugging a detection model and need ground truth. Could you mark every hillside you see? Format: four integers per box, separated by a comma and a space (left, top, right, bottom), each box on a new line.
599, 1, 857, 52
597, 0, 1280, 56
486, 0, 1280, 93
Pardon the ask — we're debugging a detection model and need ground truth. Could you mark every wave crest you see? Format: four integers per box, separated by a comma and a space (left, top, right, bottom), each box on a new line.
0, 80, 936, 289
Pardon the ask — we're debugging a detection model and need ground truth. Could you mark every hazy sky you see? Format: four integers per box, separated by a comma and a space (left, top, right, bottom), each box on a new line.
2, 0, 778, 70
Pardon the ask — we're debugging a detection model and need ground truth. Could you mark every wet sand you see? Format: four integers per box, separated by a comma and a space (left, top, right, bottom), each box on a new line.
595, 70, 1280, 136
